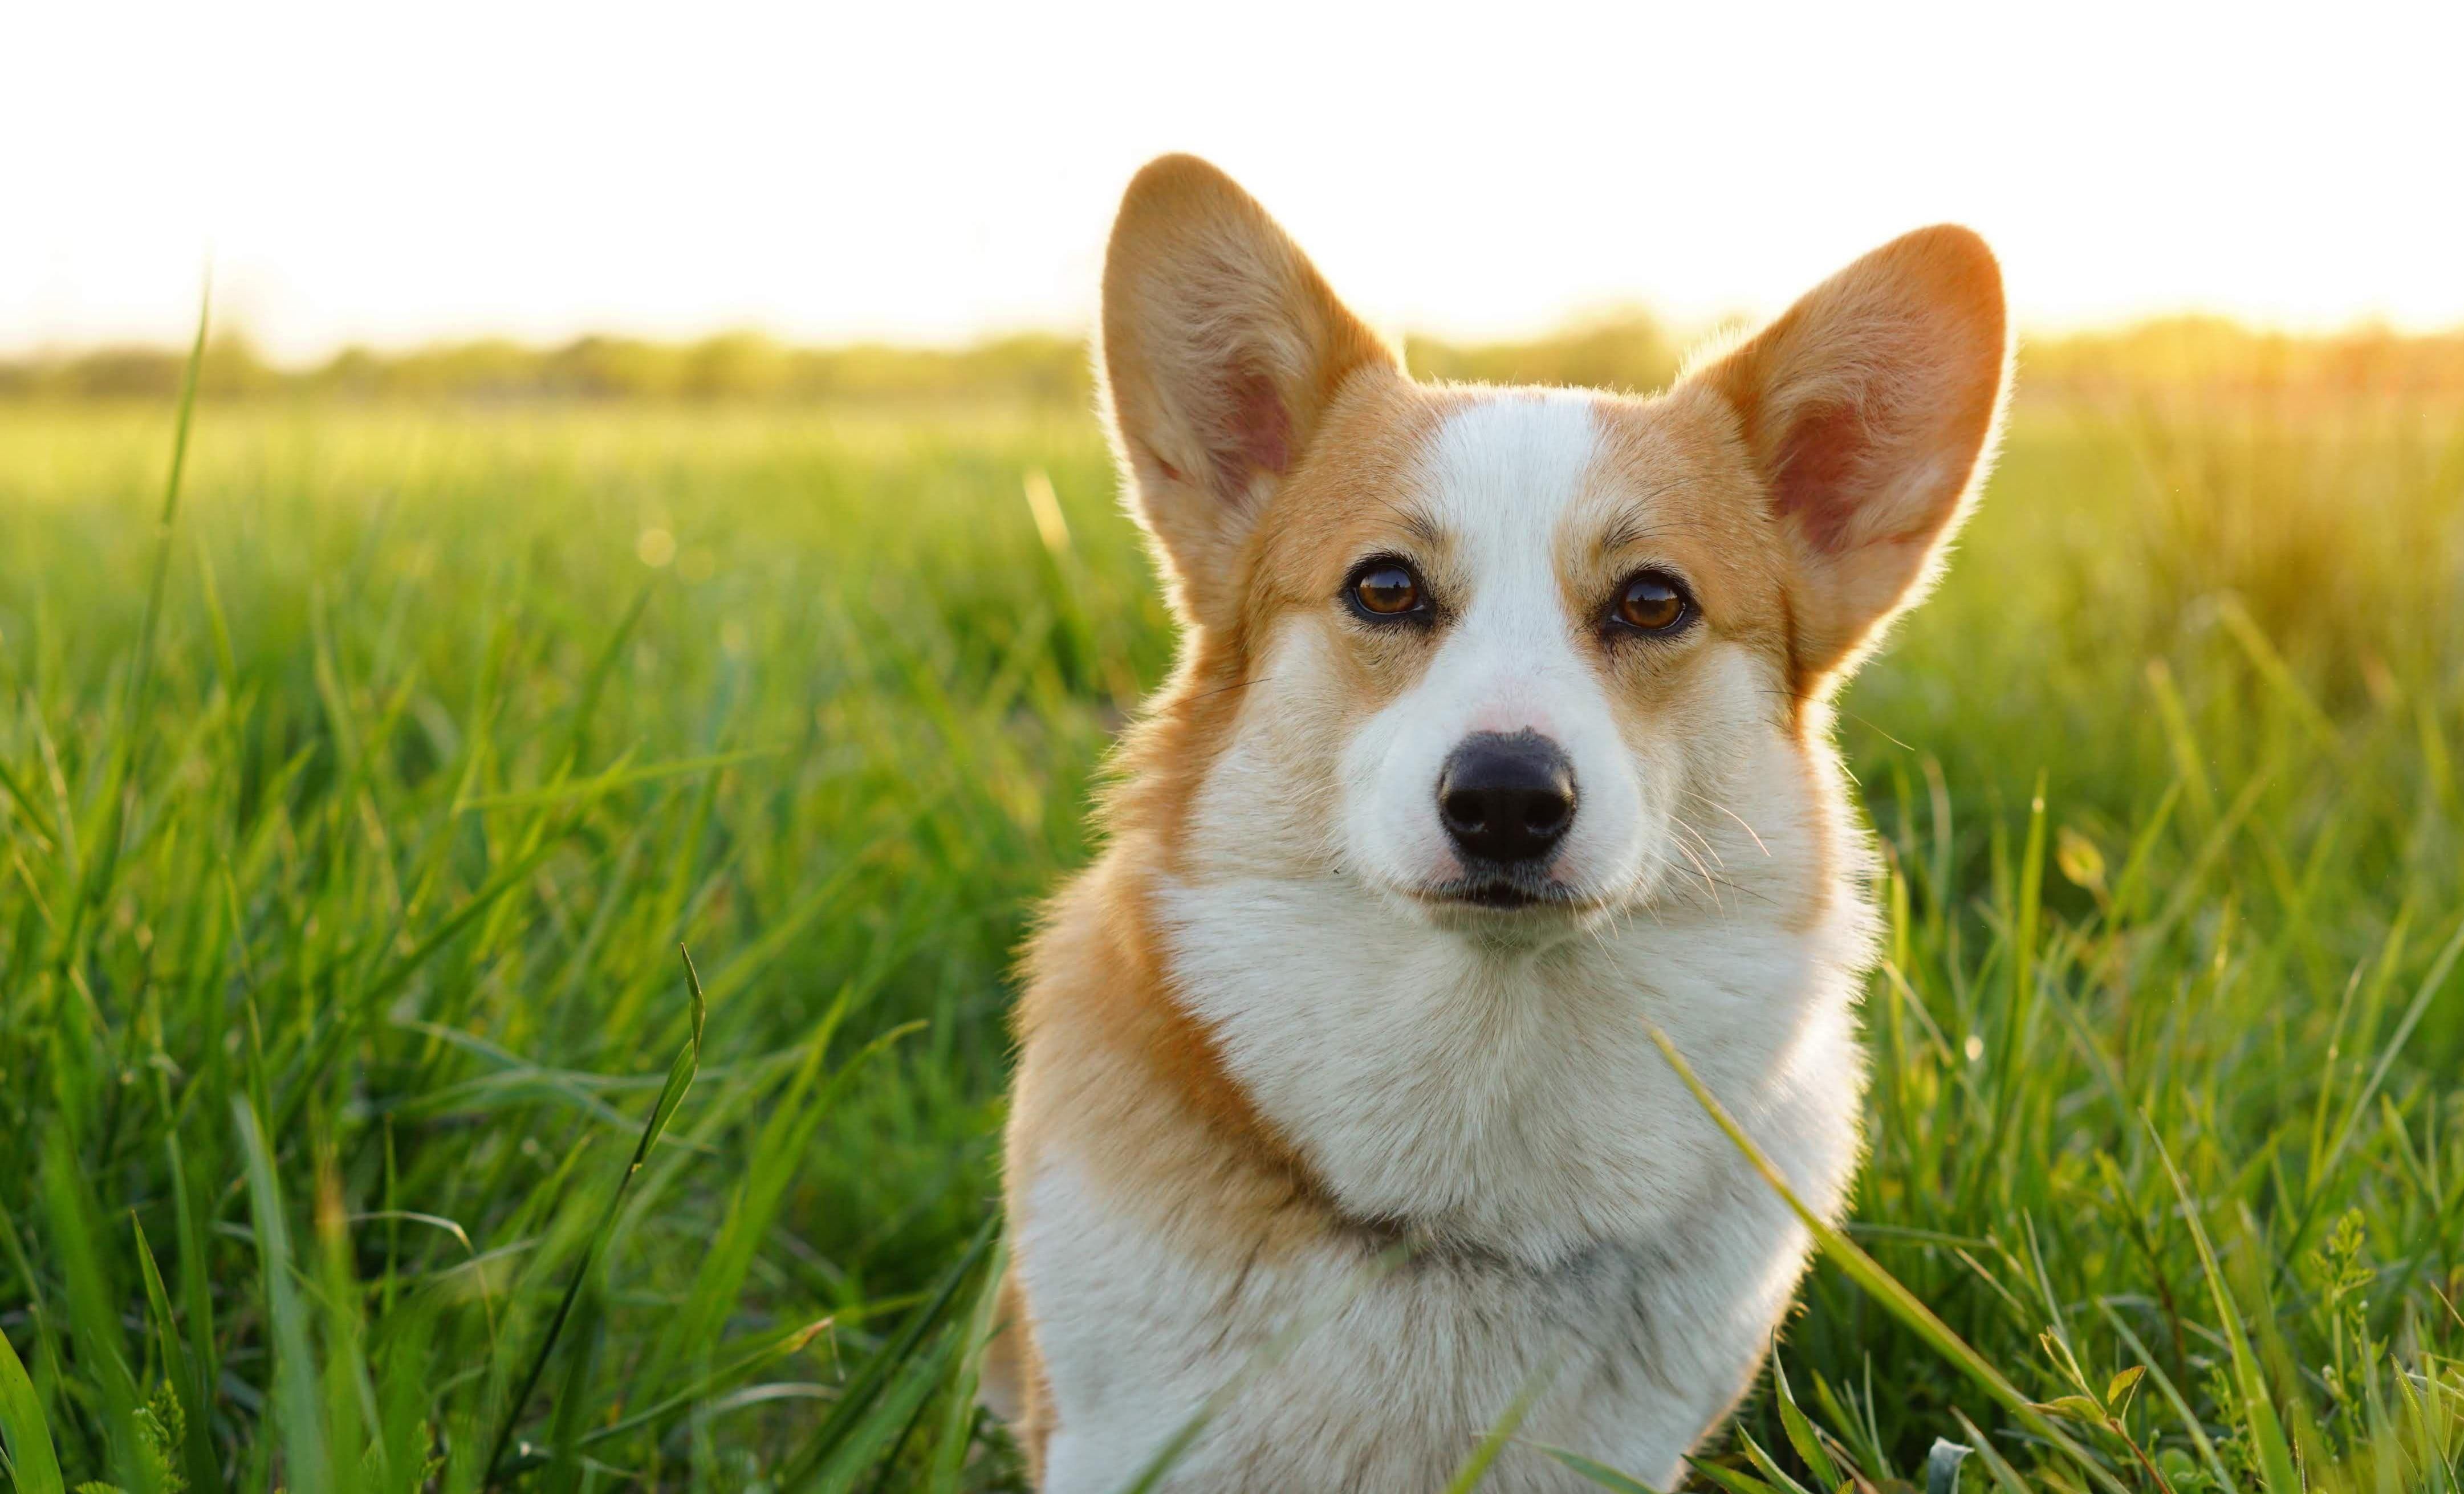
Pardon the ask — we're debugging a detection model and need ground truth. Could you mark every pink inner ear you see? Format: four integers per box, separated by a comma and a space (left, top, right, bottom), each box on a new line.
1770, 403, 1872, 553
1206, 364, 1291, 498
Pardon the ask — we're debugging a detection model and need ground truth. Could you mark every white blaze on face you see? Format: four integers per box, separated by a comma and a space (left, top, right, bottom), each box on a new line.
1339, 392, 1670, 906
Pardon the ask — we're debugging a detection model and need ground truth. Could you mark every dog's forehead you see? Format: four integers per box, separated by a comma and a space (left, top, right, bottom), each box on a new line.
1414, 390, 1604, 551
1406, 390, 1716, 563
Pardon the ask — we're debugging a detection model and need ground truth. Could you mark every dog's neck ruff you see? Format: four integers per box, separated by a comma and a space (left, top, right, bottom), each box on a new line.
1150, 780, 1873, 1272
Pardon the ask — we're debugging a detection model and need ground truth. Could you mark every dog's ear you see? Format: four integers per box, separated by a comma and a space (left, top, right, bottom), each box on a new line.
1100, 154, 1400, 628
1690, 225, 2010, 689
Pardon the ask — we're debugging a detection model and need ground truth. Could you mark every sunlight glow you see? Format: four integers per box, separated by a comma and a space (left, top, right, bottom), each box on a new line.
9, 0, 2461, 358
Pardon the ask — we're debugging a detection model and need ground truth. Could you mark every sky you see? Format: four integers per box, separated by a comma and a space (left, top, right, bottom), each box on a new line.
8, 1, 2462, 361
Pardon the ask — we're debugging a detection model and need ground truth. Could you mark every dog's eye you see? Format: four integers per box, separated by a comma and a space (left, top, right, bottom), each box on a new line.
1348, 561, 1425, 618
1612, 571, 1693, 634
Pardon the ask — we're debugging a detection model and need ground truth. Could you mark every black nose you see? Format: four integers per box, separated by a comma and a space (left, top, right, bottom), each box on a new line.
1437, 731, 1576, 865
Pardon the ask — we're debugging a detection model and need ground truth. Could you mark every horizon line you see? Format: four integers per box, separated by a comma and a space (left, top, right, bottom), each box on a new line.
8, 305, 2463, 371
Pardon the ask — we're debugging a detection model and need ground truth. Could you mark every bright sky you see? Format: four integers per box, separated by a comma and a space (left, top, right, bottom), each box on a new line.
9, 1, 2461, 360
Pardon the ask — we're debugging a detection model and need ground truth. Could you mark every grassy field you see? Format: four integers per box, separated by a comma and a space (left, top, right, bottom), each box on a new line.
1, 368, 2461, 1491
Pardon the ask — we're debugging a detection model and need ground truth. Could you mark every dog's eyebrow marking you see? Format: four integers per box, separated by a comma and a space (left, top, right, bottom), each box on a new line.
1595, 511, 1703, 557
1395, 504, 1445, 549
1591, 473, 1698, 556
1597, 512, 1653, 556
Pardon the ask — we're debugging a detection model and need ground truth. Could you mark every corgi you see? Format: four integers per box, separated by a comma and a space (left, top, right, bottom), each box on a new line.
985, 154, 2008, 1492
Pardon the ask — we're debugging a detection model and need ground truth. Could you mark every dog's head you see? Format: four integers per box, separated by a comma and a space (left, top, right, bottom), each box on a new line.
1102, 155, 2007, 932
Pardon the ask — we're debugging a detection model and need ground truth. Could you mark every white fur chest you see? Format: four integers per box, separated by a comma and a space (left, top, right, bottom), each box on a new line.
1154, 870, 1868, 1269
1020, 1146, 1803, 1492
1012, 869, 1871, 1491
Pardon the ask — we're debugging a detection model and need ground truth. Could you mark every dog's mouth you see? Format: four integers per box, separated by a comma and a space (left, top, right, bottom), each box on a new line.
1410, 875, 1590, 914
1456, 882, 1542, 909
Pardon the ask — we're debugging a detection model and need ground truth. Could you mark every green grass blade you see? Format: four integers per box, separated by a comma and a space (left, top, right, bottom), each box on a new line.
487, 1318, 840, 1479
2095, 1298, 2231, 1487
1685, 1459, 1785, 1494
1442, 1366, 1555, 1493
2313, 910, 2464, 1194
38, 1129, 152, 1494
818, 1328, 964, 1494
1949, 1411, 2031, 1494
2148, 1124, 2303, 1493
121, 273, 210, 735
129, 1212, 223, 1494
1768, 1351, 1842, 1488
452, 746, 783, 812
787, 1214, 997, 1486
1734, 1427, 1817, 1493
1529, 1443, 1665, 1493
926, 1229, 1010, 1493
0, 1320, 65, 1494
644, 979, 883, 1393
478, 943, 707, 1488
1809, 1368, 1890, 1476
1640, 1018, 2130, 1494
234, 1096, 329, 1494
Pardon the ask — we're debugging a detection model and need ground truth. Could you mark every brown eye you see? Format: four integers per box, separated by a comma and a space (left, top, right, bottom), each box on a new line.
1349, 561, 1424, 618
1613, 571, 1692, 633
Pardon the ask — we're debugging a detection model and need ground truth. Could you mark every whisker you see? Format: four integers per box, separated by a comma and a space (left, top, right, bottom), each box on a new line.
1681, 789, 1771, 858
1193, 673, 1274, 702
1669, 834, 1723, 911
1839, 710, 1916, 753
1670, 813, 1728, 872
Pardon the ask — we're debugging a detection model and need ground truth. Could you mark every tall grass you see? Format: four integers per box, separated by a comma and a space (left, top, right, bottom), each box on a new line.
1, 357, 2460, 1489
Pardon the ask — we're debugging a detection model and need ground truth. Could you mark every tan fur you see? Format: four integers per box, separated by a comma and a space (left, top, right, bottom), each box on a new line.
1694, 225, 2010, 689
1098, 154, 1402, 632
996, 845, 1365, 1479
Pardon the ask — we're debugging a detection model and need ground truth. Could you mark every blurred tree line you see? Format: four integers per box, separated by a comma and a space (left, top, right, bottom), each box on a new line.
0, 330, 1096, 404
5, 312, 2460, 405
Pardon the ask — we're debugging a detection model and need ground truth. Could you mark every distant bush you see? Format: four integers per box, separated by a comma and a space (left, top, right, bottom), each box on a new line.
0, 333, 286, 400
0, 330, 1100, 406
2023, 315, 2464, 402
5, 312, 2462, 406
1406, 310, 1683, 395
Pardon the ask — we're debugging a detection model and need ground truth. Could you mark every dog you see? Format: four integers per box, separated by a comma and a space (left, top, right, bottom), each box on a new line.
984, 154, 2008, 1491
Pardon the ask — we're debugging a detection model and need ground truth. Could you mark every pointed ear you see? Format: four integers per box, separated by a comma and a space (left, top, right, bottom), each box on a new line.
1692, 225, 2010, 687
1099, 154, 1400, 628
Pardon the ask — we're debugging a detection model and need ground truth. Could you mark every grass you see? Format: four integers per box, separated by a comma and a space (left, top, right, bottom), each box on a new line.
1, 349, 2461, 1491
